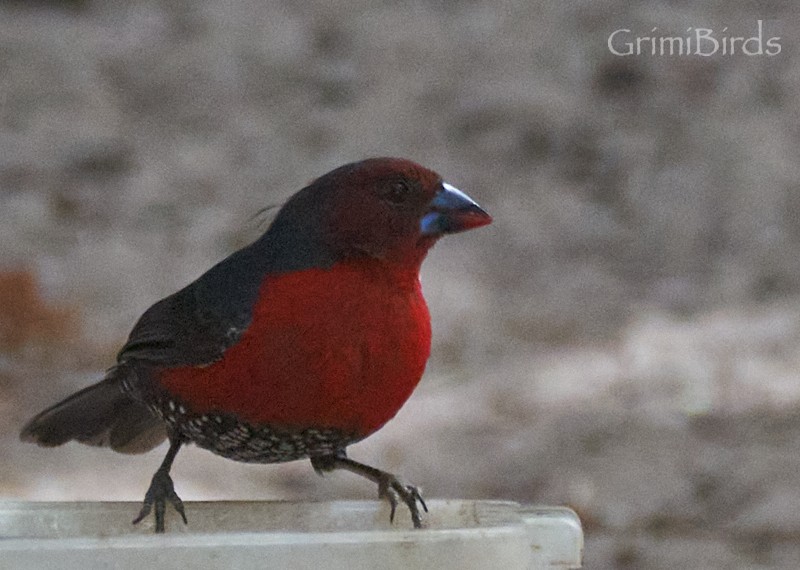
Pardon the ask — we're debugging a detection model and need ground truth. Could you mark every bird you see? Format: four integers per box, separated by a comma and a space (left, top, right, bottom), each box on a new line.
20, 157, 492, 533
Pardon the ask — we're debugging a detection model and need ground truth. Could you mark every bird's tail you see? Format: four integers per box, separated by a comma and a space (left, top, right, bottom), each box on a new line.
20, 374, 166, 454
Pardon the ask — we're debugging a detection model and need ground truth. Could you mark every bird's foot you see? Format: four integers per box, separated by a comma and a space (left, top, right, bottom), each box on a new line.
310, 452, 428, 528
132, 469, 187, 533
377, 473, 428, 529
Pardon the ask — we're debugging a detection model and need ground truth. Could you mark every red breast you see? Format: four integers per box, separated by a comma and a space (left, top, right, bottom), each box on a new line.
158, 258, 431, 437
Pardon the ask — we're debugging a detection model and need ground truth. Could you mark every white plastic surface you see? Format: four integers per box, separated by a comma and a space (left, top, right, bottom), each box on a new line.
0, 500, 582, 569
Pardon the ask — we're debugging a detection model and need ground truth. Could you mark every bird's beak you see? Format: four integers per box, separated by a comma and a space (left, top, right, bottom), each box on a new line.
420, 182, 492, 236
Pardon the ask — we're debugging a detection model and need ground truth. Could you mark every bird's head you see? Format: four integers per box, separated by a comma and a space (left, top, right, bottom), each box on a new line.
317, 158, 490, 265
262, 158, 491, 273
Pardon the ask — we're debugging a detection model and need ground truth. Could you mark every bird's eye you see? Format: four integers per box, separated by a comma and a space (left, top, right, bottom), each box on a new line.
382, 180, 411, 205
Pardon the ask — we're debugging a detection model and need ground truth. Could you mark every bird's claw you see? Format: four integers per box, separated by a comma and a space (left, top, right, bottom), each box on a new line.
132, 469, 187, 533
378, 475, 427, 529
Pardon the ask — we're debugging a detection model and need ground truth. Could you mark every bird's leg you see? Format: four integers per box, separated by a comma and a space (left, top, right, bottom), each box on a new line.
132, 435, 187, 533
311, 450, 428, 529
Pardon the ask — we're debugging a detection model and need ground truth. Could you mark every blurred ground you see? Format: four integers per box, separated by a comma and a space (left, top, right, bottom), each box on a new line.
1, 0, 800, 568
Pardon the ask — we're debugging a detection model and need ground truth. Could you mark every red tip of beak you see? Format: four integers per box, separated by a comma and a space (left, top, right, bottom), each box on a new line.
456, 209, 492, 231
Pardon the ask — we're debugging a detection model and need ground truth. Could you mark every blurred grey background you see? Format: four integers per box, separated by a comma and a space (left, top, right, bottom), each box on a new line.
2, 1, 800, 568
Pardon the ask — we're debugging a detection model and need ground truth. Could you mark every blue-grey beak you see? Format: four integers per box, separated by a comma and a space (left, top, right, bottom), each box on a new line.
420, 182, 492, 236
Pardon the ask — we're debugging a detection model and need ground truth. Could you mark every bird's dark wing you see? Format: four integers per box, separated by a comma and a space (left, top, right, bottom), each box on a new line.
21, 242, 283, 455
117, 182, 340, 369
117, 203, 337, 369
117, 246, 266, 368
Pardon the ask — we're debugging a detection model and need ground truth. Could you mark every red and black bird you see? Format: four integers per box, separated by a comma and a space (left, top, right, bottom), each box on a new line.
20, 158, 491, 532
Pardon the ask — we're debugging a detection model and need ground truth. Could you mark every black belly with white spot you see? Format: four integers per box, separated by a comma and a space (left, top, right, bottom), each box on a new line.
149, 395, 358, 463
